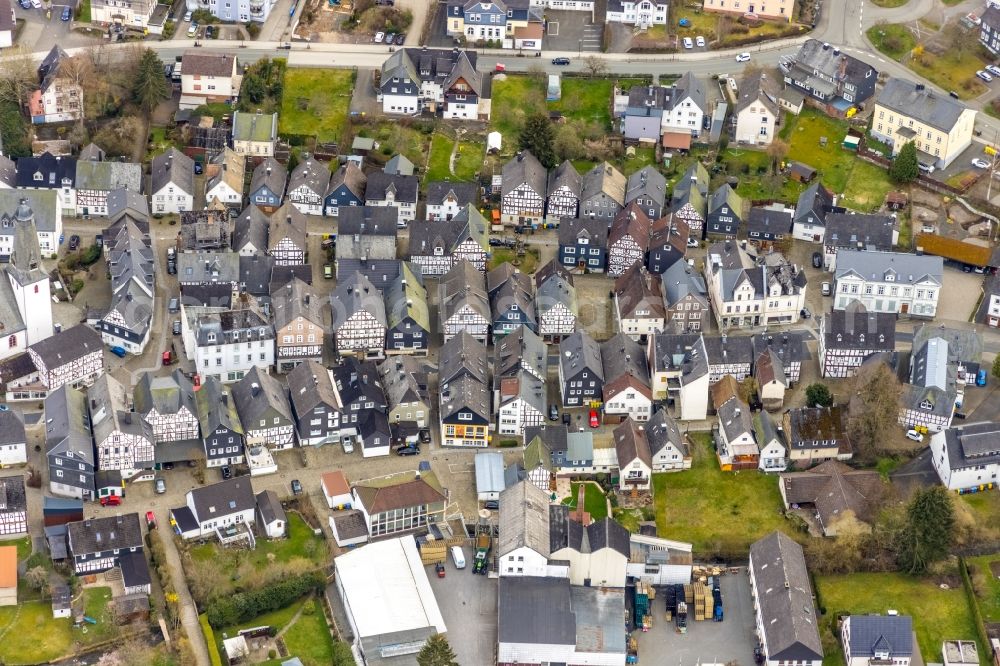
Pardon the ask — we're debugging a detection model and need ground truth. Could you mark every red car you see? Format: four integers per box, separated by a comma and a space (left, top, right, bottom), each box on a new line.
100, 495, 121, 507
589, 409, 600, 428
435, 562, 445, 578
145, 511, 157, 529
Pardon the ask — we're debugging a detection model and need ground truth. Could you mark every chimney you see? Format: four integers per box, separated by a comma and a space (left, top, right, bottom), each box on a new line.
251, 382, 260, 397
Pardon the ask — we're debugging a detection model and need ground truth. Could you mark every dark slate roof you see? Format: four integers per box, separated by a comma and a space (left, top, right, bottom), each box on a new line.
601, 332, 649, 387
440, 330, 490, 386
548, 160, 582, 198
0, 410, 25, 447
68, 514, 143, 555
29, 324, 102, 369
846, 615, 913, 657
877, 77, 969, 132
189, 477, 256, 521
823, 301, 895, 351
256, 489, 286, 526
288, 159, 329, 197
326, 162, 367, 200
558, 217, 607, 248
426, 181, 479, 207
646, 408, 689, 459
498, 576, 576, 646
749, 531, 823, 661
502, 151, 546, 199
249, 157, 287, 197
940, 422, 1000, 470
752, 331, 810, 366
625, 166, 668, 209
824, 213, 895, 251
587, 517, 631, 557
150, 148, 194, 196
330, 272, 386, 330
736, 71, 779, 116
0, 475, 26, 513
239, 254, 275, 296
365, 172, 419, 204
119, 549, 151, 589
703, 334, 754, 366
524, 424, 568, 454
287, 359, 337, 416
15, 152, 76, 189
746, 206, 793, 236
231, 366, 293, 427
708, 183, 745, 217
794, 181, 836, 228
559, 330, 603, 382
790, 39, 877, 90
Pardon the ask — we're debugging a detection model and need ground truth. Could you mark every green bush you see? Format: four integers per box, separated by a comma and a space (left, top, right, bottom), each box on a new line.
205, 571, 325, 628
80, 244, 101, 266
161, 20, 176, 39
246, 21, 261, 37
497, 439, 520, 448
192, 9, 219, 23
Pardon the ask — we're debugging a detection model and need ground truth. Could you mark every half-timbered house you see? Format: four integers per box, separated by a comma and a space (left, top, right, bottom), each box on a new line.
67, 514, 147, 583
439, 260, 490, 343
272, 277, 325, 372
286, 360, 340, 447
661, 261, 709, 333
28, 324, 103, 391
0, 476, 27, 537
608, 203, 652, 277
286, 160, 328, 216
501, 151, 547, 229
752, 331, 809, 384
670, 163, 709, 236
703, 334, 754, 383
88, 374, 154, 477
267, 204, 307, 266
534, 260, 577, 340
818, 302, 895, 379
231, 367, 296, 451
408, 205, 489, 276
331, 272, 387, 359
133, 370, 199, 445
545, 160, 582, 226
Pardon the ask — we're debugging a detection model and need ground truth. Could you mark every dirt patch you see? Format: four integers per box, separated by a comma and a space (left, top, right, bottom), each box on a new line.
931, 573, 962, 589
989, 560, 1000, 578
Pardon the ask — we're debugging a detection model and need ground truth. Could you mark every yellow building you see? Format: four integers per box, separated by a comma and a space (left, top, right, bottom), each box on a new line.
870, 78, 977, 170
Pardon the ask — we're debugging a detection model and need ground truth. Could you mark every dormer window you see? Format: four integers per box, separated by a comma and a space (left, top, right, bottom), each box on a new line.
859, 334, 865, 343
920, 398, 933, 410
207, 333, 216, 343
33, 172, 42, 182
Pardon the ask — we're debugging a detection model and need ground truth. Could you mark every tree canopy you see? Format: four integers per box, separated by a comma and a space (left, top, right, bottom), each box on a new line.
889, 141, 919, 183
417, 634, 459, 666
132, 48, 169, 113
805, 383, 834, 408
517, 113, 556, 169
898, 486, 955, 574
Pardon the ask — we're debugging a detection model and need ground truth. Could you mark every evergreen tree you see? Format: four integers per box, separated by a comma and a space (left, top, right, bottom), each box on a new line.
805, 383, 833, 408
898, 486, 955, 574
132, 49, 169, 113
517, 113, 557, 168
889, 141, 919, 183
417, 634, 459, 666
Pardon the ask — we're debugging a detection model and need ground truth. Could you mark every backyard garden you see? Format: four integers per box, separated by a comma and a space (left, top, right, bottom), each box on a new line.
652, 433, 793, 557
0, 587, 116, 664
279, 68, 356, 145
561, 482, 610, 521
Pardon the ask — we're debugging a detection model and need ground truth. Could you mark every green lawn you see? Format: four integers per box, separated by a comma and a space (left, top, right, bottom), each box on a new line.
491, 75, 546, 138
361, 122, 431, 170
839, 160, 894, 212
816, 572, 984, 665
966, 554, 1000, 623
426, 133, 454, 182
78, 0, 90, 21
551, 78, 617, 131
453, 141, 484, 180
869, 0, 909, 7
783, 109, 854, 191
960, 491, 1000, 539
561, 482, 609, 521
866, 24, 916, 60
675, 10, 718, 40
652, 433, 791, 557
13, 537, 31, 563
192, 103, 233, 122
720, 147, 805, 202
215, 600, 304, 658
282, 598, 334, 666
279, 69, 355, 143
192, 514, 326, 571
488, 247, 539, 274
0, 587, 114, 664
908, 49, 988, 100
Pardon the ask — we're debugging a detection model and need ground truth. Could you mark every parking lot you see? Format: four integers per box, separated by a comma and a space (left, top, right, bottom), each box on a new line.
542, 10, 598, 52
426, 547, 498, 666
635, 569, 758, 666
937, 266, 987, 322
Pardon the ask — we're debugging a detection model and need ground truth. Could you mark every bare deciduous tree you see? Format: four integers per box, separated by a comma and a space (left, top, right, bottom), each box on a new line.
583, 55, 609, 78
847, 362, 902, 462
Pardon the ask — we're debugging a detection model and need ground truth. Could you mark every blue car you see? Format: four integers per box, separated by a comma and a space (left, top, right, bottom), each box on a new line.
61, 6, 70, 20
977, 369, 988, 387
109, 346, 127, 358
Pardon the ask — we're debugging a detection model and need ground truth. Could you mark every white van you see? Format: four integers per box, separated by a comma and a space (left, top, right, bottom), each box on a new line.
450, 546, 466, 569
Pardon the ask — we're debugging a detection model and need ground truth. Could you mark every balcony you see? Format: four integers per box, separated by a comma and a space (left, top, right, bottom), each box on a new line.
249, 1, 265, 15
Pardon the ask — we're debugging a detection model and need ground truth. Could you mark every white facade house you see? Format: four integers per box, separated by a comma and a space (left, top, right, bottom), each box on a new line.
170, 478, 257, 541
184, 0, 276, 23
930, 422, 1000, 491
842, 615, 914, 666
648, 333, 711, 421
734, 72, 779, 146
497, 481, 565, 578
190, 309, 275, 384
179, 52, 240, 110
150, 149, 194, 215
834, 250, 943, 318
379, 48, 489, 121
606, 0, 668, 26
0, 412, 27, 467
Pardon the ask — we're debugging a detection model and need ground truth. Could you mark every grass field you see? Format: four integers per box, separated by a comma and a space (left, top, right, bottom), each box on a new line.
869, 0, 909, 7
562, 482, 609, 520
966, 554, 1000, 623
675, 11, 718, 40
426, 133, 454, 182
908, 50, 988, 100
866, 24, 916, 60
652, 433, 791, 556
281, 598, 334, 665
815, 572, 984, 665
279, 69, 355, 143
839, 160, 894, 211
0, 587, 114, 664
191, 513, 327, 572
488, 247, 539, 274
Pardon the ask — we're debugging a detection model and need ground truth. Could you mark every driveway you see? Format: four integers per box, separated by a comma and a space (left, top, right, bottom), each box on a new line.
542, 10, 592, 53
426, 553, 498, 666
937, 267, 986, 322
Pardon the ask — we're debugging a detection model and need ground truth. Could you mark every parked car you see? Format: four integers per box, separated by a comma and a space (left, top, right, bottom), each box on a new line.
100, 495, 121, 506
682, 37, 693, 48
155, 478, 166, 494
194, 162, 203, 175
905, 429, 923, 442
162, 350, 173, 365
162, 462, 175, 470
552, 57, 571, 65
109, 346, 127, 358
187, 23, 198, 37
145, 511, 157, 529
918, 162, 935, 174
495, 63, 506, 73
419, 429, 431, 444
291, 479, 302, 495
687, 237, 699, 248
373, 31, 384, 43
205, 25, 215, 38
954, 411, 968, 419
95, 234, 103, 248
977, 369, 988, 386
988, 64, 1000, 77
800, 307, 811, 319
396, 444, 420, 456
977, 70, 994, 82
811, 251, 823, 268
385, 32, 395, 44
484, 500, 499, 510
68, 235, 80, 250
821, 281, 831, 296
168, 297, 180, 313
29, 0, 39, 7
61, 6, 71, 20
695, 35, 705, 47
394, 33, 405, 45
183, 9, 192, 20
548, 404, 559, 421
18, 0, 30, 9
589, 409, 599, 428
221, 465, 232, 480
324, 264, 333, 279
167, 258, 176, 275
736, 52, 751, 62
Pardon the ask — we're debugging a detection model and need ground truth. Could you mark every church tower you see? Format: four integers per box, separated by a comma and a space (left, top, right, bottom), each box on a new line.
7, 199, 53, 345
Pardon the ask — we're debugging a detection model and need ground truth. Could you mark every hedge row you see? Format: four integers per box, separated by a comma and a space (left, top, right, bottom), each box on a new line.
205, 571, 325, 628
